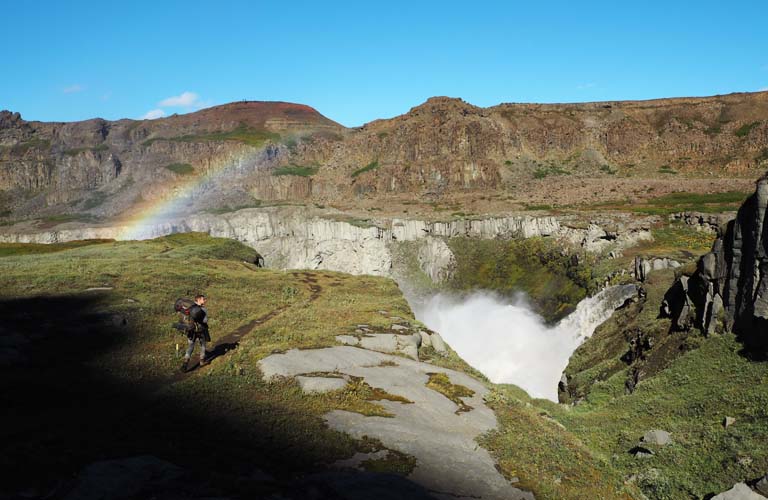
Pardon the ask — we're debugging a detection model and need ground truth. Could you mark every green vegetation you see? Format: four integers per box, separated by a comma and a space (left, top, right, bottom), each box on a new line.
272, 164, 318, 177
481, 386, 635, 499
533, 165, 569, 179
0, 138, 51, 154
447, 237, 593, 322
360, 449, 417, 475
425, 372, 474, 413
585, 191, 750, 216
204, 201, 263, 214
735, 121, 761, 138
635, 191, 749, 216
82, 191, 108, 210
36, 213, 101, 228
144, 124, 280, 147
523, 203, 553, 211
552, 330, 768, 499
351, 160, 380, 178
599, 164, 617, 175
658, 165, 677, 175
1, 233, 422, 490
756, 148, 768, 164
164, 163, 195, 175
0, 239, 112, 257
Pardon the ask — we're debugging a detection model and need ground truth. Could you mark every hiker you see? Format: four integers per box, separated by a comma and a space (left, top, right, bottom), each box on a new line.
182, 294, 211, 371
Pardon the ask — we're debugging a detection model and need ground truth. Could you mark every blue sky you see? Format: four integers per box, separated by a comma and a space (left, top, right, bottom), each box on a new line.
1, 0, 767, 127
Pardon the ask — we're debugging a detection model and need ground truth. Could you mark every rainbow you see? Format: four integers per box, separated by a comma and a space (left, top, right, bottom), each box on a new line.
116, 144, 270, 241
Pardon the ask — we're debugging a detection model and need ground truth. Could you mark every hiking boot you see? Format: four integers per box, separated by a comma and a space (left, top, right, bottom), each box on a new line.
181, 359, 190, 372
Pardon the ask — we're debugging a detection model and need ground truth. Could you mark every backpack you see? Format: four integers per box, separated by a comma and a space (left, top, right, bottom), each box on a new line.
173, 298, 196, 334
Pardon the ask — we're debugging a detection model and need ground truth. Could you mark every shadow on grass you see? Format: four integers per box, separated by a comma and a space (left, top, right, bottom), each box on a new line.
0, 294, 432, 500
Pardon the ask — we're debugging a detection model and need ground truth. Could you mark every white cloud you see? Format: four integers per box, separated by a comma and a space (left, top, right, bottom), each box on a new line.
760, 87, 768, 92
159, 91, 201, 107
63, 84, 84, 94
141, 109, 166, 120
576, 83, 596, 90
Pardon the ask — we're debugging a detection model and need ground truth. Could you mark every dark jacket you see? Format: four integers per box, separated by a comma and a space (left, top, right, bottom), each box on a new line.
188, 304, 210, 341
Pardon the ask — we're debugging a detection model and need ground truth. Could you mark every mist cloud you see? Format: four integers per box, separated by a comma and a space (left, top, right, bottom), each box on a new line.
415, 285, 636, 401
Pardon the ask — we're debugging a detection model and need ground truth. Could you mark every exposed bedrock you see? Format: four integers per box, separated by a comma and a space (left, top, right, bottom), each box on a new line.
663, 171, 768, 351
0, 208, 652, 280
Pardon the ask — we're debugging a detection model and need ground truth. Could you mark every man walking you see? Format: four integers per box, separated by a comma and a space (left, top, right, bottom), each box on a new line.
182, 294, 211, 372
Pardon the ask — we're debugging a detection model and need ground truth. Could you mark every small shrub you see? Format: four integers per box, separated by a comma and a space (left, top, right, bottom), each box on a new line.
351, 160, 380, 178
272, 165, 318, 177
164, 163, 195, 175
735, 121, 760, 138
658, 165, 677, 175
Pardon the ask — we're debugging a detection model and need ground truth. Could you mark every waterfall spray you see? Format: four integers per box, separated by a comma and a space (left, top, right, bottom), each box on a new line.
415, 284, 638, 401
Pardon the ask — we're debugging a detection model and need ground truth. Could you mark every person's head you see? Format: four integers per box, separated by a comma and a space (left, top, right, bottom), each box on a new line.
195, 294, 206, 306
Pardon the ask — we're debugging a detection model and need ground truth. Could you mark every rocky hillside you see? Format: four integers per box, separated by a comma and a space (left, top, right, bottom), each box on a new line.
2, 92, 767, 222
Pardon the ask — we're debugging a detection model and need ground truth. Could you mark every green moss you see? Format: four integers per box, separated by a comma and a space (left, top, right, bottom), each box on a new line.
351, 160, 379, 178
735, 121, 761, 138
446, 237, 593, 323
361, 450, 417, 475
533, 165, 569, 179
658, 165, 677, 175
272, 164, 318, 177
425, 372, 474, 413
164, 163, 195, 175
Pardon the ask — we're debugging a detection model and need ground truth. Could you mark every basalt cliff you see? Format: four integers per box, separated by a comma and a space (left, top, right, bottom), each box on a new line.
2, 92, 768, 223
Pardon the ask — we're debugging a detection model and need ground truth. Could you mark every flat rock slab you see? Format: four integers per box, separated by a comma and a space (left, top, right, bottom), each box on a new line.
259, 346, 532, 500
335, 333, 419, 360
296, 375, 348, 394
712, 483, 767, 500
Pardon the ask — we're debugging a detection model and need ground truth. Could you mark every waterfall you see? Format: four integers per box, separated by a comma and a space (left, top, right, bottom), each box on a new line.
414, 284, 638, 401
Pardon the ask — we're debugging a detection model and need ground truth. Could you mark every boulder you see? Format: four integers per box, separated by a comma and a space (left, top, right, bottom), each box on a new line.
430, 332, 447, 353
712, 482, 767, 499
641, 429, 672, 446
723, 416, 737, 429
418, 330, 432, 348
756, 475, 768, 496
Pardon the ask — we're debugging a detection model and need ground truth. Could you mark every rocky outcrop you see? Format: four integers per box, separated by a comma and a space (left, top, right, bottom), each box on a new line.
2, 92, 768, 221
417, 237, 456, 283
634, 256, 682, 282
670, 211, 735, 234
258, 345, 534, 500
662, 172, 768, 350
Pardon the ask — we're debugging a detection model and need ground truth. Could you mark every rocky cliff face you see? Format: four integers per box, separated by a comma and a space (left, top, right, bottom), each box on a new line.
664, 171, 768, 352
2, 92, 767, 222
0, 206, 650, 280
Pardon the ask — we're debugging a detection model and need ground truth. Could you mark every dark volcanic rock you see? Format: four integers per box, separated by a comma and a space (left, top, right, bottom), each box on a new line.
663, 171, 768, 352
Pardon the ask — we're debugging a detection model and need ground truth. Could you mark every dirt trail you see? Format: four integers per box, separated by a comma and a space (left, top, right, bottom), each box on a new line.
166, 270, 323, 384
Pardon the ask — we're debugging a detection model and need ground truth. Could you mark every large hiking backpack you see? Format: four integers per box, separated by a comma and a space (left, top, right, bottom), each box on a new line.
173, 298, 196, 334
